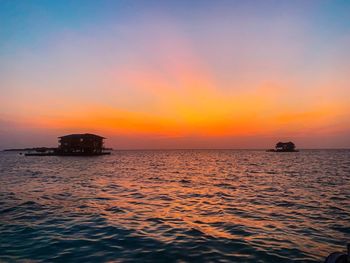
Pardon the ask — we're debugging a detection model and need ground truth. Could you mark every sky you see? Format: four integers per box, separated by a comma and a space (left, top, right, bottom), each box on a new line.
0, 0, 350, 149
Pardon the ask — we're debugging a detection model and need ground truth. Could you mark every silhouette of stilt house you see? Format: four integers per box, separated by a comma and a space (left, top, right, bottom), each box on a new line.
58, 134, 105, 154
25, 133, 110, 156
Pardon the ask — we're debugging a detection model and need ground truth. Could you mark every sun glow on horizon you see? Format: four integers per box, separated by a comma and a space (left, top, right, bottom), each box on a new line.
1, 1, 350, 148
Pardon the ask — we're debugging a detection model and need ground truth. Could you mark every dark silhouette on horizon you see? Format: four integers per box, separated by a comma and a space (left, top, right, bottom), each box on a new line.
25, 133, 110, 156
267, 141, 299, 152
59, 133, 105, 154
276, 142, 296, 152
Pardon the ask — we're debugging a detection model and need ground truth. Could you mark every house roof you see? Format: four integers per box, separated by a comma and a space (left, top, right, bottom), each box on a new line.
276, 141, 295, 146
58, 133, 105, 139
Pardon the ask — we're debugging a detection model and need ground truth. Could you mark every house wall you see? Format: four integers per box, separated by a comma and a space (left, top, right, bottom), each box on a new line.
59, 136, 104, 153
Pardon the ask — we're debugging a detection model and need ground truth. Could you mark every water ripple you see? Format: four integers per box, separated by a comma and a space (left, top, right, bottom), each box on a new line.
0, 150, 349, 262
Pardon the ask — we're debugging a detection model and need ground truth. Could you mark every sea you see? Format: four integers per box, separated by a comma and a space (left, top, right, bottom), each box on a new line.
0, 150, 349, 262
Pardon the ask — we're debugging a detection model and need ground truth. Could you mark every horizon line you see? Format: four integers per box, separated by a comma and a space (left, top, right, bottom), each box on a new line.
2, 147, 350, 151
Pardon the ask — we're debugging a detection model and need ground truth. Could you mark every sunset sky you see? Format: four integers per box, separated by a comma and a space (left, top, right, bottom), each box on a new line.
1, 0, 349, 149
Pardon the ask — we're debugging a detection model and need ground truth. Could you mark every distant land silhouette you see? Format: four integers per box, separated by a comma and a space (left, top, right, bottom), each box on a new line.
267, 141, 299, 152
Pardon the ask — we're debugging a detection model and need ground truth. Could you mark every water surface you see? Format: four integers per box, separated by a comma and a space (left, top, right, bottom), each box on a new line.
1, 150, 349, 262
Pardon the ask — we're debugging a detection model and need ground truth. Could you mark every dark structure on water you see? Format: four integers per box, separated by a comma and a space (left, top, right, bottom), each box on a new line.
25, 133, 111, 156
59, 134, 105, 154
275, 142, 296, 152
267, 141, 299, 152
324, 243, 350, 263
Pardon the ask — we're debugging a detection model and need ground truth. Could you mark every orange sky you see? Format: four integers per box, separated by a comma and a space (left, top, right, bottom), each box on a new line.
1, 1, 350, 149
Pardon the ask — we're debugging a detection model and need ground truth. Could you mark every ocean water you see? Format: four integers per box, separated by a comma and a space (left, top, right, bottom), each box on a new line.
0, 150, 349, 262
